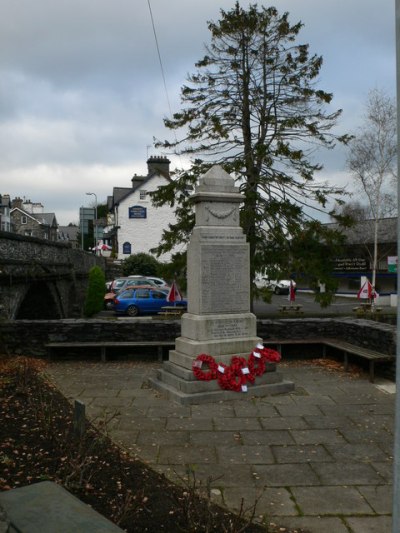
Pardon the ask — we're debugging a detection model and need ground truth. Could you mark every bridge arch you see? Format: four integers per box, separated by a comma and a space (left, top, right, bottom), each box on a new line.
15, 281, 63, 320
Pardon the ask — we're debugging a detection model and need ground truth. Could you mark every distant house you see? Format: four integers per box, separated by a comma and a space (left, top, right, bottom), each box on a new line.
10, 198, 58, 241
0, 194, 11, 232
105, 156, 177, 262
58, 224, 80, 248
324, 217, 397, 295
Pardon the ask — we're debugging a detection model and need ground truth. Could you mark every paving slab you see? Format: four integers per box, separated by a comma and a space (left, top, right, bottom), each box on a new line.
258, 416, 310, 430
240, 429, 295, 446
158, 444, 218, 465
291, 486, 374, 515
345, 515, 392, 533
325, 442, 391, 463
251, 464, 321, 487
278, 516, 350, 533
222, 486, 298, 517
290, 428, 347, 445
271, 444, 334, 463
215, 444, 275, 465
188, 430, 241, 446
311, 461, 386, 485
357, 484, 393, 514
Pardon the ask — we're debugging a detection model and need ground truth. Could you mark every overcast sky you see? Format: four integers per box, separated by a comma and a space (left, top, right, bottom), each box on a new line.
0, 0, 396, 225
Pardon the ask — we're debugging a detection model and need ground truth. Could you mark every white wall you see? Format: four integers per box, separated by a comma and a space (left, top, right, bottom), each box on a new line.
117, 174, 179, 263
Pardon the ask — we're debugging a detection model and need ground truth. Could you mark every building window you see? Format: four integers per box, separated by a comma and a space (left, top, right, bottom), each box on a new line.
139, 190, 146, 200
21, 215, 27, 224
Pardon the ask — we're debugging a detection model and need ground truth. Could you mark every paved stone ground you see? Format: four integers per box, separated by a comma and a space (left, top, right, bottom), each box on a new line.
45, 360, 395, 533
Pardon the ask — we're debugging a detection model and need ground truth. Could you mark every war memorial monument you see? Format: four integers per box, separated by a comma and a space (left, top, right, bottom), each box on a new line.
150, 165, 294, 403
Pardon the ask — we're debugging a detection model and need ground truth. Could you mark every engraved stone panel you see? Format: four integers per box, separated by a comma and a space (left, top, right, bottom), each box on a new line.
210, 318, 249, 339
200, 244, 249, 314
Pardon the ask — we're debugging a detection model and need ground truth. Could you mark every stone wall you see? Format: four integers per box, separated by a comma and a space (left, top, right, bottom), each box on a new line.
0, 319, 182, 357
257, 317, 396, 355
0, 318, 395, 363
0, 231, 106, 319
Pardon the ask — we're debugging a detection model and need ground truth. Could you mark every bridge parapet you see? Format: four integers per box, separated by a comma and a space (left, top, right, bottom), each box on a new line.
0, 231, 106, 319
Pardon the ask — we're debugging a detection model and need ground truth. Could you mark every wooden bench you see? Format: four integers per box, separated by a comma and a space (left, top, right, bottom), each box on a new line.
263, 338, 394, 383
279, 305, 303, 314
45, 341, 175, 362
158, 306, 187, 318
353, 306, 382, 313
321, 339, 394, 383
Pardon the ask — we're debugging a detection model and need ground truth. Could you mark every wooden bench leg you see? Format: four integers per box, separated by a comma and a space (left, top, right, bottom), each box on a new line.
344, 352, 348, 372
157, 346, 163, 362
369, 361, 375, 383
322, 345, 326, 359
100, 347, 106, 362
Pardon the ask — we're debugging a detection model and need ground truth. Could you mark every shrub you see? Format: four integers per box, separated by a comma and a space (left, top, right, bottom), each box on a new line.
83, 266, 106, 317
122, 253, 160, 276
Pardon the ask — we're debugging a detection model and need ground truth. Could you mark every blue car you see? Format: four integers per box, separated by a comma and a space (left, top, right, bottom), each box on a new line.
113, 287, 187, 317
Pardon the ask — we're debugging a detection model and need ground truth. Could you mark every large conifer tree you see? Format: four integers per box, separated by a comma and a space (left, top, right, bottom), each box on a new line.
152, 3, 350, 304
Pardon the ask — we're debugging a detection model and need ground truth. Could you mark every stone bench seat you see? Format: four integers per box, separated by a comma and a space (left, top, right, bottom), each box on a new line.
263, 338, 394, 383
45, 340, 175, 362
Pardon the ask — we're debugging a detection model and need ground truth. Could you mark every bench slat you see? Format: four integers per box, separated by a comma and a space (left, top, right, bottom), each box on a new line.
262, 337, 394, 383
45, 341, 175, 362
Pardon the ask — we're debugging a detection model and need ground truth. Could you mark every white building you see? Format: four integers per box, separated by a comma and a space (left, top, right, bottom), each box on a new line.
106, 156, 178, 262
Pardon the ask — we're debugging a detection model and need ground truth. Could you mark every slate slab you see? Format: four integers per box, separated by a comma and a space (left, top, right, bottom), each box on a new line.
0, 481, 123, 533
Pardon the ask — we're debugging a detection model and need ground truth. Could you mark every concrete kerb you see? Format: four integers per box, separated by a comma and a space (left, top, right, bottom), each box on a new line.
44, 360, 395, 532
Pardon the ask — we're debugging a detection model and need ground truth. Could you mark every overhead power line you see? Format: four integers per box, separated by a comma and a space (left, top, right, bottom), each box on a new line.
147, 0, 173, 120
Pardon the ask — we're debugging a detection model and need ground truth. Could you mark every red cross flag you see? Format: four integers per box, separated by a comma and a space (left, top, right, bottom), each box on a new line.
166, 280, 183, 303
357, 279, 378, 300
288, 280, 296, 302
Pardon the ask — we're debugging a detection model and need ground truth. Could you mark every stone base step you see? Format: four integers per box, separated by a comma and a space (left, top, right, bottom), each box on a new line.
148, 372, 295, 405
161, 359, 277, 381
154, 365, 285, 394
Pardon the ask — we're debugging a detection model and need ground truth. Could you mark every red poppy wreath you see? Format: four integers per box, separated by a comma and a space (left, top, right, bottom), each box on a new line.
217, 364, 247, 392
261, 347, 281, 363
192, 354, 218, 381
248, 351, 266, 376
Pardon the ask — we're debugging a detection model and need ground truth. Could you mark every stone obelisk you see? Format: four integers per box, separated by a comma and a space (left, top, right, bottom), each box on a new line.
149, 165, 294, 403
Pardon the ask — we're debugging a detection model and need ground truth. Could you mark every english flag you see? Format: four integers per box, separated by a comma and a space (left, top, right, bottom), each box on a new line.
166, 280, 183, 303
357, 279, 378, 300
288, 280, 296, 303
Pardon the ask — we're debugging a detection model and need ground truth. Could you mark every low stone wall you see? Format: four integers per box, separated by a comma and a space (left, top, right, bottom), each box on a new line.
0, 317, 396, 361
257, 317, 396, 356
0, 318, 182, 357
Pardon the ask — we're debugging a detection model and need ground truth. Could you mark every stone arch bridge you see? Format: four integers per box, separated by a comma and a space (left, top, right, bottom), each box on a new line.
0, 231, 108, 320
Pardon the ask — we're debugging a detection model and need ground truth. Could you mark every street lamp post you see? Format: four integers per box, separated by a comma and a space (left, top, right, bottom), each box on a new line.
86, 192, 97, 251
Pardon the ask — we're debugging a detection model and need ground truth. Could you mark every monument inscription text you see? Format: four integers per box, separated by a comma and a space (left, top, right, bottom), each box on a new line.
200, 244, 248, 313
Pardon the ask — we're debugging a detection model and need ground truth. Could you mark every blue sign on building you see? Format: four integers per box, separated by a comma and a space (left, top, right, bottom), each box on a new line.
123, 242, 131, 254
129, 205, 147, 219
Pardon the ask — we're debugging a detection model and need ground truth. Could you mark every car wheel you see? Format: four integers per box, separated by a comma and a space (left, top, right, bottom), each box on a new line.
127, 305, 139, 317
274, 286, 280, 295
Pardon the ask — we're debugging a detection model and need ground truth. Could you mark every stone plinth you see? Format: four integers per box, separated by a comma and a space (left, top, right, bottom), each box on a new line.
149, 166, 294, 403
